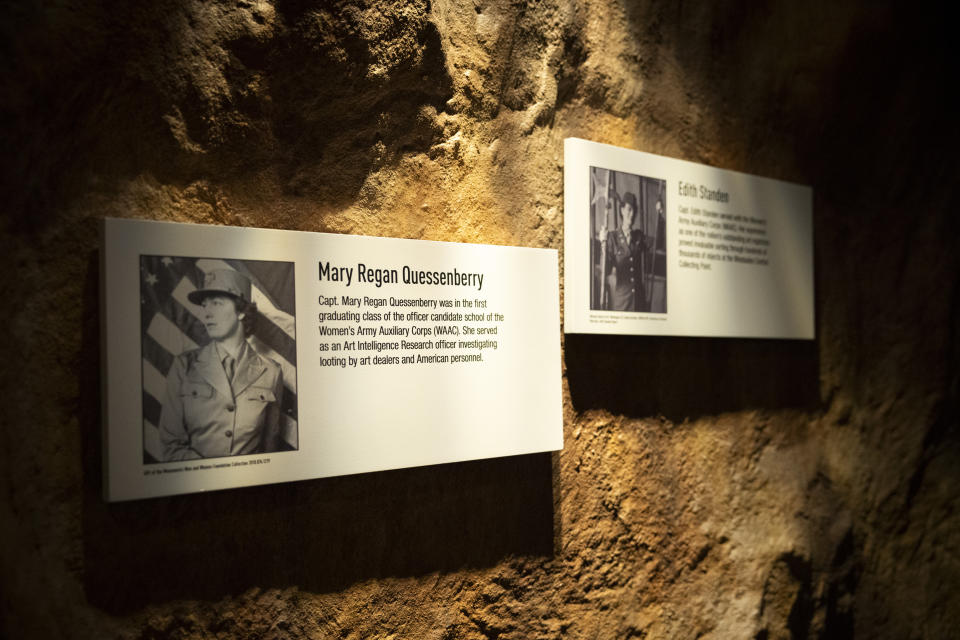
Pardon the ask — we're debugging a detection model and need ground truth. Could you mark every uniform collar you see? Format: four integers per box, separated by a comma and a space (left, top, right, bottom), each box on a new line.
196, 341, 265, 398
215, 340, 247, 367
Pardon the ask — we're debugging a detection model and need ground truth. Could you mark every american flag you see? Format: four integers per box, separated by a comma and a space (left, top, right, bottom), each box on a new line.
139, 255, 298, 463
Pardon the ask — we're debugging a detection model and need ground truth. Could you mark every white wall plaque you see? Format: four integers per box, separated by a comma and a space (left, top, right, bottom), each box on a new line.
564, 138, 814, 339
101, 218, 562, 501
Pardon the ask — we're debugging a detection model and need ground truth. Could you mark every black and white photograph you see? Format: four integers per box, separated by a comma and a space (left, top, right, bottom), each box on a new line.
139, 256, 298, 464
589, 166, 667, 313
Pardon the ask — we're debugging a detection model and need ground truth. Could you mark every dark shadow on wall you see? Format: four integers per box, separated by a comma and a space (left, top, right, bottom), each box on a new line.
565, 334, 819, 420
265, 1, 454, 205
78, 252, 553, 614
0, 1, 455, 237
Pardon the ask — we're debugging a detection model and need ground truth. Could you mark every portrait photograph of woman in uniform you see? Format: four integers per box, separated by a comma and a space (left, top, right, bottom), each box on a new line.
589, 167, 667, 313
139, 257, 298, 463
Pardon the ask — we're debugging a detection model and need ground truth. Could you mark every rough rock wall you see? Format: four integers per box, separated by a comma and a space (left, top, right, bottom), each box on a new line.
1, 1, 957, 638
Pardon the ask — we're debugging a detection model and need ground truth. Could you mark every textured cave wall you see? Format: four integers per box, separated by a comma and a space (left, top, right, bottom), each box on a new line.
1, 1, 958, 638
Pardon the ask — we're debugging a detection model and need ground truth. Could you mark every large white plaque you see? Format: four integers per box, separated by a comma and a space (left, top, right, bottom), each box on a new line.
564, 138, 814, 338
102, 218, 562, 501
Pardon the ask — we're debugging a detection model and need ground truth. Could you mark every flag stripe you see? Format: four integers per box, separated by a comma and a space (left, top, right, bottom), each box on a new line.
253, 316, 297, 366
143, 391, 162, 434
142, 333, 174, 378
281, 414, 298, 448
144, 419, 164, 463
143, 358, 166, 401
281, 385, 298, 421
147, 313, 199, 358
254, 294, 296, 340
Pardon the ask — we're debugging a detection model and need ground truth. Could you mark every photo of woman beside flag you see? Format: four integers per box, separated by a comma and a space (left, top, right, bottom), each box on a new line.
139, 256, 298, 464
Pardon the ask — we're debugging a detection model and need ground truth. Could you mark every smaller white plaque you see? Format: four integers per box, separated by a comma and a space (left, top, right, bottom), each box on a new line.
564, 138, 814, 339
102, 218, 562, 501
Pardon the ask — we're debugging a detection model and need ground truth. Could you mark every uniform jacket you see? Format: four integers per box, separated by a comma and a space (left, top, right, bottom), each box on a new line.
604, 228, 647, 311
159, 341, 283, 461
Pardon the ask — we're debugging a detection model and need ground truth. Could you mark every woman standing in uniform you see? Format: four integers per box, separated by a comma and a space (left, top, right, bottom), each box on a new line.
159, 269, 284, 461
598, 192, 647, 311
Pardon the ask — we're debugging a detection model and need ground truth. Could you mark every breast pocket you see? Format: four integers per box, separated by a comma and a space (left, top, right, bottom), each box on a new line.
245, 386, 276, 404
179, 380, 217, 430
180, 380, 214, 400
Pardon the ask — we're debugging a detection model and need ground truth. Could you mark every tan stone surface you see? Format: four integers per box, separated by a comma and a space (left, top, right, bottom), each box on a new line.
1, 1, 958, 638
